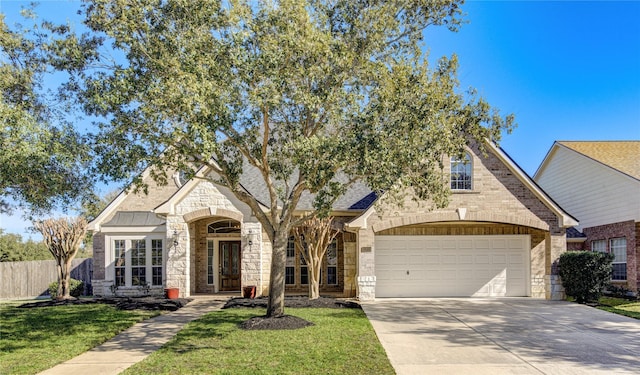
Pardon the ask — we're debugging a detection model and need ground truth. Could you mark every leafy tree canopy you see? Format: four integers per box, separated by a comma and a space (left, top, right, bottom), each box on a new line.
70, 0, 514, 316
0, 228, 50, 262
0, 11, 98, 214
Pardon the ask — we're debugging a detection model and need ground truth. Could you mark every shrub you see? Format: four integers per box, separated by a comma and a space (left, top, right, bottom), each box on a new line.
559, 251, 614, 303
48, 278, 84, 299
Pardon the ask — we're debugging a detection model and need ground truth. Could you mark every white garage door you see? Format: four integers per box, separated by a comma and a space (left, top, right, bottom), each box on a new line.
375, 235, 529, 297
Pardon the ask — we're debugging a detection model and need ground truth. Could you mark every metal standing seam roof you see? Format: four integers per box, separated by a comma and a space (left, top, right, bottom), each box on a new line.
102, 211, 166, 227
559, 141, 640, 180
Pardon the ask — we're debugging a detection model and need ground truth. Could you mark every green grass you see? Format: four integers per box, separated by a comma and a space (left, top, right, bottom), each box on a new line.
125, 308, 395, 375
595, 297, 640, 319
0, 301, 159, 375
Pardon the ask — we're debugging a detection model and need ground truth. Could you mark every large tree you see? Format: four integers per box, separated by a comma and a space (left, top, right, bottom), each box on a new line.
0, 12, 97, 214
75, 0, 513, 317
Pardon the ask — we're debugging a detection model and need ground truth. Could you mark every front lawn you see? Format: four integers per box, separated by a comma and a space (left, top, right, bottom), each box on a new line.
0, 301, 159, 375
596, 297, 640, 319
124, 307, 395, 375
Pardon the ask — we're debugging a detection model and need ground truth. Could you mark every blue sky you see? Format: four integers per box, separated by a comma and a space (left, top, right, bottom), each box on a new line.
1, 0, 639, 239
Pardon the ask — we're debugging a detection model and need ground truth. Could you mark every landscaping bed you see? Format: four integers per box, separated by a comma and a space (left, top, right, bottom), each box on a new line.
224, 296, 361, 330
223, 296, 361, 309
17, 296, 192, 311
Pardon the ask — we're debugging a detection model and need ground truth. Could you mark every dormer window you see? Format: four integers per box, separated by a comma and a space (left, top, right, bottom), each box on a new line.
450, 153, 472, 191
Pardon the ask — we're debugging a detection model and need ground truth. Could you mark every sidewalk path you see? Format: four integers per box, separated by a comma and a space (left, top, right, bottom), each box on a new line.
38, 296, 229, 375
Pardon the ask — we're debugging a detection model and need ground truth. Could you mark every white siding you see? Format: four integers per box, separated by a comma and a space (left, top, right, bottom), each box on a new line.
535, 146, 640, 229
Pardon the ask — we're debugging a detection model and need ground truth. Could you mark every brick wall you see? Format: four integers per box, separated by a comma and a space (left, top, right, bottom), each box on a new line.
583, 220, 638, 292
112, 170, 179, 216
92, 233, 105, 279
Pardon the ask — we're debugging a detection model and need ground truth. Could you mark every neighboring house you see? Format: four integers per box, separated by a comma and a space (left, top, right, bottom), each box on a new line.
89, 140, 576, 301
534, 141, 640, 293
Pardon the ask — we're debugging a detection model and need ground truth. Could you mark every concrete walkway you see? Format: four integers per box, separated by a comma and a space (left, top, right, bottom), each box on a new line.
38, 296, 229, 375
362, 298, 640, 375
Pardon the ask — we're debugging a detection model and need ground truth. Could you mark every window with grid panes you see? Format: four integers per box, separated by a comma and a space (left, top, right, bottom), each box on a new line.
131, 240, 146, 286
114, 240, 126, 286
450, 153, 472, 190
610, 238, 627, 281
326, 239, 338, 285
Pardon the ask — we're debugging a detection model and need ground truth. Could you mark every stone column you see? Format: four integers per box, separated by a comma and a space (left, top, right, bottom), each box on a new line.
357, 227, 376, 301
166, 215, 189, 297
241, 222, 263, 296
545, 228, 566, 300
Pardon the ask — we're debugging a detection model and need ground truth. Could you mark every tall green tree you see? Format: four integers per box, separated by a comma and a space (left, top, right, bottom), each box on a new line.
0, 11, 96, 214
0, 229, 50, 262
75, 0, 513, 317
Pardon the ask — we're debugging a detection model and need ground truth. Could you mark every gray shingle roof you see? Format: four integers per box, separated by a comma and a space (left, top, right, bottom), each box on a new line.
237, 162, 374, 211
566, 226, 586, 239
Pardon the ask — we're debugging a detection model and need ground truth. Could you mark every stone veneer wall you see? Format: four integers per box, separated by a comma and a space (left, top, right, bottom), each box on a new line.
241, 222, 264, 295
583, 220, 638, 292
166, 181, 244, 298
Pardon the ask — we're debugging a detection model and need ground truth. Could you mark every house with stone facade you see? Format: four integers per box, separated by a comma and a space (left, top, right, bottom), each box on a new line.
88, 140, 576, 301
534, 141, 640, 294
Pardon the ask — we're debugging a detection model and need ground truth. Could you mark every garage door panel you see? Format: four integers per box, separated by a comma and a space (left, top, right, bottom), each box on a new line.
375, 235, 529, 298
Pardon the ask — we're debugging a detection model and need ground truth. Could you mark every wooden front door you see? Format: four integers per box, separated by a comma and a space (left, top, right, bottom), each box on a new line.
220, 241, 241, 291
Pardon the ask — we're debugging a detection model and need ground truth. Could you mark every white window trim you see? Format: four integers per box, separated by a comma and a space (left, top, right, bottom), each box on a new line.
591, 239, 606, 253
450, 153, 473, 191
610, 237, 627, 281
105, 234, 166, 288
207, 240, 215, 286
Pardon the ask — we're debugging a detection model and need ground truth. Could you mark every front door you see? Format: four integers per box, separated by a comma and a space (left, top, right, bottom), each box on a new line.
220, 241, 241, 291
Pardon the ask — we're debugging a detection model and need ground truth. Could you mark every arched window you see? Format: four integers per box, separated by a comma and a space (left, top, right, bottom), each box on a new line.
450, 153, 472, 190
207, 220, 241, 234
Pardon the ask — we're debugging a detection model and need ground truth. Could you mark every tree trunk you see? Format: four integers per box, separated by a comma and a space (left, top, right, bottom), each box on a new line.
55, 261, 64, 300
308, 261, 321, 299
267, 230, 288, 317
62, 258, 74, 299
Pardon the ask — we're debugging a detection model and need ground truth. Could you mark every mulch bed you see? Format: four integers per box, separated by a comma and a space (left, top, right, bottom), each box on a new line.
223, 296, 361, 310
17, 297, 192, 311
240, 315, 315, 330
225, 296, 361, 331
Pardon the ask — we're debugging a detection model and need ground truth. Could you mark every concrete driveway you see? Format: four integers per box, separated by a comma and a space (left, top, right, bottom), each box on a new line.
362, 298, 640, 375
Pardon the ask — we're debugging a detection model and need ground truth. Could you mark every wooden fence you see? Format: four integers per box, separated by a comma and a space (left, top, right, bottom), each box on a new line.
0, 258, 93, 299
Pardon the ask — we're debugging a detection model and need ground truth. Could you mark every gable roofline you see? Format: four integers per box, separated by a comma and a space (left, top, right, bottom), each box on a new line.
491, 141, 577, 228
154, 163, 269, 217
87, 166, 155, 232
535, 141, 640, 183
347, 139, 578, 230
154, 164, 211, 215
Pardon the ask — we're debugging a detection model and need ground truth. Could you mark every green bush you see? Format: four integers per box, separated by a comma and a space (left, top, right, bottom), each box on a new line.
48, 278, 84, 298
559, 251, 614, 303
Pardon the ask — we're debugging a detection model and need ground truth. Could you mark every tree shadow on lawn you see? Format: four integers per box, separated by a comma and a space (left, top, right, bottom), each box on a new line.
162, 309, 254, 354
0, 303, 155, 353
